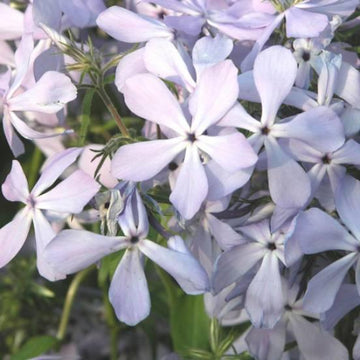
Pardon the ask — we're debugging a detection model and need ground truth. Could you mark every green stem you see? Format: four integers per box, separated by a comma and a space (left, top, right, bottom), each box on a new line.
98, 274, 120, 360
28, 147, 43, 189
56, 266, 95, 341
97, 85, 130, 137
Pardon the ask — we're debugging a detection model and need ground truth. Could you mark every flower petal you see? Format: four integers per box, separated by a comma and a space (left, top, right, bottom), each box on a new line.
96, 6, 173, 43
2, 160, 29, 202
8, 71, 77, 113
139, 236, 209, 294
111, 138, 186, 182
170, 145, 208, 219
44, 229, 127, 275
197, 133, 258, 172
123, 73, 189, 134
36, 170, 100, 214
288, 313, 349, 360
109, 248, 151, 326
189, 60, 239, 134
245, 253, 284, 328
0, 208, 32, 268
303, 252, 358, 313
254, 46, 297, 126
265, 136, 311, 208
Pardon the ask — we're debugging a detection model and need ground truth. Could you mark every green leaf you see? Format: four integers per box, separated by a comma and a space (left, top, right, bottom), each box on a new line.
170, 293, 210, 353
10, 335, 58, 360
98, 250, 125, 285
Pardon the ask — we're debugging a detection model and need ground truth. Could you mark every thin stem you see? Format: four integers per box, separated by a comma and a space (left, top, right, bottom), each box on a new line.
97, 85, 130, 137
56, 266, 95, 341
27, 147, 43, 189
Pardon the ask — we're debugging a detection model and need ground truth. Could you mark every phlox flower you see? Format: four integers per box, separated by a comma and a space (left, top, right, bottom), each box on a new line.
0, 148, 100, 280
0, 34, 77, 157
289, 176, 360, 314
111, 60, 257, 219
220, 45, 344, 220
44, 188, 209, 325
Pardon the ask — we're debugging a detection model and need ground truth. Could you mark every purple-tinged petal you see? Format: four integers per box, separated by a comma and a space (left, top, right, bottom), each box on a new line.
8, 71, 77, 113
32, 210, 66, 281
192, 34, 233, 78
2, 110, 24, 157
36, 170, 100, 214
272, 106, 345, 153
189, 60, 239, 134
115, 48, 147, 92
285, 7, 328, 38
333, 139, 360, 165
206, 160, 254, 201
0, 3, 24, 40
118, 189, 149, 239
240, 13, 284, 72
44, 229, 127, 275
139, 236, 209, 294
207, 213, 245, 250
33, 0, 62, 31
7, 34, 33, 99
265, 136, 311, 208
96, 6, 173, 43
32, 147, 82, 196
197, 133, 258, 172
170, 145, 208, 219
2, 160, 29, 203
109, 248, 150, 326
123, 73, 189, 134
335, 62, 360, 108
164, 14, 204, 36
335, 175, 360, 240
239, 219, 271, 245
144, 39, 195, 91
254, 46, 297, 127
246, 321, 286, 360
303, 252, 358, 314
323, 284, 360, 330
111, 138, 186, 182
245, 253, 284, 328
218, 103, 260, 132
288, 313, 349, 360
213, 243, 266, 294
0, 208, 32, 268
292, 208, 358, 253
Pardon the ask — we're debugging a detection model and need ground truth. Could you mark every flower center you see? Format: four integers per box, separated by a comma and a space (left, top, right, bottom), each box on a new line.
130, 236, 139, 244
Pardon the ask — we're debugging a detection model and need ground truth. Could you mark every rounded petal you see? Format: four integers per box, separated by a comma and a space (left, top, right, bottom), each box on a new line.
254, 46, 297, 126
2, 160, 29, 202
111, 138, 186, 182
109, 248, 151, 326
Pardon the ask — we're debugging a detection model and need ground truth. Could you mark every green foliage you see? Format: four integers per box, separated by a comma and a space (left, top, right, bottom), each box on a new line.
10, 336, 58, 360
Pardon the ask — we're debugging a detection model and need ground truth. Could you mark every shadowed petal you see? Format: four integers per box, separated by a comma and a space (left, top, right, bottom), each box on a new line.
2, 160, 29, 202
288, 313, 349, 360
170, 145, 208, 219
109, 248, 151, 326
0, 208, 32, 268
245, 253, 284, 328
139, 236, 209, 294
44, 229, 127, 275
303, 252, 358, 313
335, 175, 360, 240
8, 71, 77, 113
265, 136, 311, 208
292, 208, 358, 253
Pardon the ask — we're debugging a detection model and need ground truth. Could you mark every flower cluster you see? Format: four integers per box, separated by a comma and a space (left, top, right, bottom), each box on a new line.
1, 0, 360, 359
